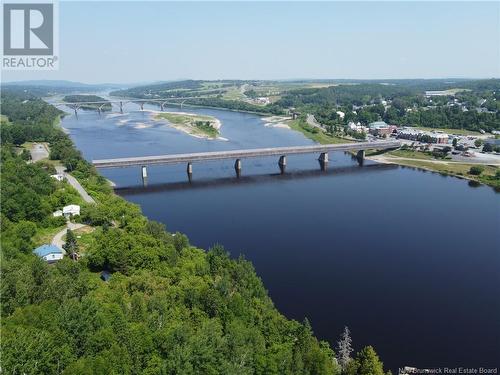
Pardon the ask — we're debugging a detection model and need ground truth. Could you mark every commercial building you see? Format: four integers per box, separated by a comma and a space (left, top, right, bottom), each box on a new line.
397, 128, 449, 144
368, 121, 397, 136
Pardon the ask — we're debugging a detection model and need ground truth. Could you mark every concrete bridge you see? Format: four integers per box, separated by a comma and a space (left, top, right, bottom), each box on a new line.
54, 97, 206, 114
92, 140, 400, 181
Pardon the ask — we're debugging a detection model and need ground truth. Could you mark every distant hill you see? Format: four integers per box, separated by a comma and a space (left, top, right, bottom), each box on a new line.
2, 80, 126, 89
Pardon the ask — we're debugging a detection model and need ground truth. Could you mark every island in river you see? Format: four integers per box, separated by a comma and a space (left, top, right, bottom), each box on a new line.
154, 111, 222, 139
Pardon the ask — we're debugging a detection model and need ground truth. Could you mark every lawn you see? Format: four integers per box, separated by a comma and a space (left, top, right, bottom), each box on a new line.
288, 119, 352, 144
384, 158, 500, 188
63, 226, 96, 254
222, 85, 246, 101
33, 225, 66, 247
387, 149, 434, 160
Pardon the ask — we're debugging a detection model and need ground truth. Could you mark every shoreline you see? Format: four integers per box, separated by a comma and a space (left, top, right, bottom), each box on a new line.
366, 153, 500, 190
148, 109, 226, 141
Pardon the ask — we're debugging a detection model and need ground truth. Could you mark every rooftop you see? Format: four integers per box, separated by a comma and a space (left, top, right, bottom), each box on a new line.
33, 244, 63, 257
369, 121, 389, 129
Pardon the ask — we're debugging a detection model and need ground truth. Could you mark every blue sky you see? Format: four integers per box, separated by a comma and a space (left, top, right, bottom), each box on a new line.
3, 1, 499, 83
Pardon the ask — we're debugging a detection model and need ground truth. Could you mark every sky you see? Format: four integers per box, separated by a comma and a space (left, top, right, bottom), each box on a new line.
2, 1, 500, 84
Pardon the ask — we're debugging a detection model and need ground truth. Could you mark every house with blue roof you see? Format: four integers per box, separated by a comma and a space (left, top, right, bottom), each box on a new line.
33, 244, 64, 263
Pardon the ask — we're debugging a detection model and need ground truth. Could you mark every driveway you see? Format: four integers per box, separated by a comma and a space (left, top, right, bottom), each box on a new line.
52, 222, 88, 252
56, 165, 96, 203
30, 143, 49, 162
306, 114, 323, 130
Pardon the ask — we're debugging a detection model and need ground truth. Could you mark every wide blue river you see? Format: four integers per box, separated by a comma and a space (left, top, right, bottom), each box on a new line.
57, 99, 500, 371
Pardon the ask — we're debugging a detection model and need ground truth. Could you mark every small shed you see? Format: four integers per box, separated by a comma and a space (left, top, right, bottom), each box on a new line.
100, 271, 112, 282
33, 244, 64, 263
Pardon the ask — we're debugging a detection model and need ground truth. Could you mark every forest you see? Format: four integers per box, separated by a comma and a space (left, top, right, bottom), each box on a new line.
0, 90, 391, 374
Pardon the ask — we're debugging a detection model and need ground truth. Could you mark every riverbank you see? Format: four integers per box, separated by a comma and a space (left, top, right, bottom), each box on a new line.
262, 115, 292, 129
287, 118, 353, 144
367, 152, 500, 189
1, 90, 358, 374
150, 110, 223, 140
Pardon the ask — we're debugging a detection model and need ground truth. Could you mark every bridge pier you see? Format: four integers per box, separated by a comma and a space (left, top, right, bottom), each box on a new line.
187, 162, 193, 182
119, 101, 123, 113
160, 103, 164, 111
278, 155, 286, 174
318, 152, 328, 171
140, 103, 144, 111
356, 150, 365, 166
141, 166, 148, 185
234, 159, 242, 178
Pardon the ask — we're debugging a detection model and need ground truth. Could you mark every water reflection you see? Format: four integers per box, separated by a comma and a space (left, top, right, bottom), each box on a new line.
116, 163, 398, 194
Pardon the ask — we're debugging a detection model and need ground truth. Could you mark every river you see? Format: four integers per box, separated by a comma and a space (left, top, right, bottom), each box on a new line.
56, 99, 500, 371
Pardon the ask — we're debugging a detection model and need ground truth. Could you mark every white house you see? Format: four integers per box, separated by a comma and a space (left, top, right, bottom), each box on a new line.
63, 204, 80, 217
53, 210, 63, 217
336, 111, 345, 119
33, 244, 64, 263
50, 174, 64, 182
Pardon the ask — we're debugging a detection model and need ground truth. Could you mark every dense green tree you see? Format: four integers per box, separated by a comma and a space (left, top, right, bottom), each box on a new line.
0, 88, 390, 375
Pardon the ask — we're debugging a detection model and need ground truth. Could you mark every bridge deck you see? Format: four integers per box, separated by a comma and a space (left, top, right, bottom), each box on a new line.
54, 97, 207, 106
92, 141, 400, 168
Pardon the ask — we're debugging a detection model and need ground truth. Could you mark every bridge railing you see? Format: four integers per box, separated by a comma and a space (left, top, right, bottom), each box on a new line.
92, 141, 400, 168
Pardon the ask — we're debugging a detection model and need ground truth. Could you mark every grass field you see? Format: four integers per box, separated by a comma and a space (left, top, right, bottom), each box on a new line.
33, 225, 66, 247
382, 158, 500, 188
388, 149, 434, 160
222, 86, 246, 101
288, 119, 351, 144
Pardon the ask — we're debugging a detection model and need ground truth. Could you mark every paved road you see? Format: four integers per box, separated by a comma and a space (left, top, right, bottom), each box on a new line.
30, 143, 49, 162
52, 222, 87, 252
306, 114, 323, 130
56, 165, 96, 203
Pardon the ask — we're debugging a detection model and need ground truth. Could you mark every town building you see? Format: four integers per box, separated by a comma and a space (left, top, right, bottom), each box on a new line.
347, 121, 369, 133
63, 204, 80, 217
368, 121, 397, 136
33, 244, 64, 263
397, 128, 449, 144
53, 210, 63, 217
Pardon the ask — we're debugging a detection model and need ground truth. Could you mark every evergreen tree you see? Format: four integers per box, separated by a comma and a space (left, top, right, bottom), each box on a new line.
336, 326, 353, 371
63, 229, 79, 260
